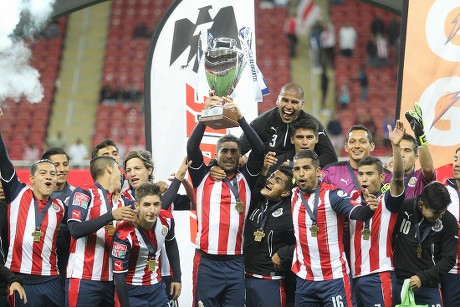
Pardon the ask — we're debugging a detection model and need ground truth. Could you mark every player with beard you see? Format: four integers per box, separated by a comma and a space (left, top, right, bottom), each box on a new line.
441, 146, 460, 306
239, 83, 337, 167
244, 165, 295, 307
291, 149, 378, 306
0, 110, 65, 307
349, 120, 406, 307
393, 181, 457, 306
187, 96, 264, 307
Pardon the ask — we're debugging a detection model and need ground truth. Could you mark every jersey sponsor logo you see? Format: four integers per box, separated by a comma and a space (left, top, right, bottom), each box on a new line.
72, 192, 90, 209
112, 242, 128, 258
161, 225, 168, 237
71, 209, 81, 220
407, 176, 417, 188
114, 260, 124, 271
272, 207, 283, 217
432, 219, 443, 232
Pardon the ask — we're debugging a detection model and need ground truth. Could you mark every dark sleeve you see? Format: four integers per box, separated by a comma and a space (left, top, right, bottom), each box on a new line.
239, 118, 262, 155
114, 272, 130, 307
186, 122, 206, 169
384, 189, 405, 213
417, 215, 458, 286
329, 188, 375, 221
239, 117, 265, 157
0, 133, 15, 180
0, 264, 22, 286
68, 214, 113, 240
314, 119, 338, 167
165, 238, 181, 283
349, 205, 375, 221
161, 178, 181, 210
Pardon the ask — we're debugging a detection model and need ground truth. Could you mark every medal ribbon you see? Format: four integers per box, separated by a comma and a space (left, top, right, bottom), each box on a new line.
346, 161, 361, 190
137, 227, 158, 259
413, 200, 431, 247
33, 197, 53, 231
95, 182, 113, 214
299, 180, 321, 225
257, 200, 284, 231
223, 177, 242, 204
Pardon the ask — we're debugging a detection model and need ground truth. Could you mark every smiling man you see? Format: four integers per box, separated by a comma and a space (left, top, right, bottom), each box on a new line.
41, 147, 75, 281
112, 182, 181, 306
239, 83, 337, 167
0, 110, 65, 307
244, 165, 295, 307
187, 96, 265, 306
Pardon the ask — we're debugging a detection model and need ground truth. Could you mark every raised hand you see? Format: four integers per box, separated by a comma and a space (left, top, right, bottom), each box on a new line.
405, 102, 426, 146
388, 119, 405, 146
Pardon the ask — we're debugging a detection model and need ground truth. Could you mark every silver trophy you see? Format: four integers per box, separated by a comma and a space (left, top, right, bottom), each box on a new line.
199, 37, 247, 129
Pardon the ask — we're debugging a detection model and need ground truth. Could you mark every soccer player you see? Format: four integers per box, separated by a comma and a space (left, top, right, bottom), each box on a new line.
123, 150, 190, 303
112, 182, 181, 306
66, 156, 137, 306
321, 125, 389, 194
291, 149, 378, 306
393, 181, 457, 306
41, 147, 74, 281
441, 146, 460, 306
350, 120, 406, 307
244, 165, 295, 307
187, 96, 264, 306
239, 83, 337, 166
0, 110, 65, 306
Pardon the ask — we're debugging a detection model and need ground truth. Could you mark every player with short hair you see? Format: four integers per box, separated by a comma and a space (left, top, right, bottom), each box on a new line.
66, 156, 137, 306
112, 182, 181, 306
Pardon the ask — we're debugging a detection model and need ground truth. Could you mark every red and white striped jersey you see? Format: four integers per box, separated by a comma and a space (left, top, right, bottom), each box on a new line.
194, 172, 251, 255
445, 179, 460, 274
349, 191, 404, 277
3, 173, 64, 276
291, 181, 358, 281
66, 184, 127, 281
112, 211, 174, 285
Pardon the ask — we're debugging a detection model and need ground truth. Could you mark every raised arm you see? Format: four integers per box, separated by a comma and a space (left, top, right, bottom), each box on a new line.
0, 109, 16, 181
165, 219, 182, 300
389, 120, 405, 197
405, 102, 435, 180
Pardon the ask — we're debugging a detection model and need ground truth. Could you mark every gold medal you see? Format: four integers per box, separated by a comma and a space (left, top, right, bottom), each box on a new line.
362, 228, 371, 240
458, 223, 460, 229
147, 259, 158, 271
235, 201, 244, 214
253, 229, 265, 242
106, 224, 115, 237
32, 230, 42, 242
416, 245, 423, 259
310, 224, 319, 237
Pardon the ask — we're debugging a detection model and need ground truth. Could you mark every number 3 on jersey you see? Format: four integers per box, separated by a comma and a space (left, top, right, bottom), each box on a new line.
269, 134, 277, 147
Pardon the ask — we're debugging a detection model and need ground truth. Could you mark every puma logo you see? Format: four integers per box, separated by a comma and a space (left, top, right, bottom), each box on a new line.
340, 178, 350, 185
404, 211, 413, 219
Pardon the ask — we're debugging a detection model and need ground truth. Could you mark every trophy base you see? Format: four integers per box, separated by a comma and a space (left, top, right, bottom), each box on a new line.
199, 107, 240, 129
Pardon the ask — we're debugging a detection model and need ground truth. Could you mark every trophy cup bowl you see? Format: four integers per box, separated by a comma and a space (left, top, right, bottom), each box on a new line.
199, 37, 247, 129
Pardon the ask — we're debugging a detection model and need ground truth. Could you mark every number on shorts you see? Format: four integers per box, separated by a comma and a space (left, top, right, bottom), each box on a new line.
332, 295, 344, 307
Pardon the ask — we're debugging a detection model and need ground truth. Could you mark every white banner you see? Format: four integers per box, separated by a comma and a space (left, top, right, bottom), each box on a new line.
145, 0, 258, 183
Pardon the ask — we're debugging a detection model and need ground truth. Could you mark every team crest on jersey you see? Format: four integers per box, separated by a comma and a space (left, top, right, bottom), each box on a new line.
432, 219, 443, 232
72, 192, 90, 209
161, 226, 168, 236
52, 203, 60, 211
336, 190, 348, 198
407, 177, 417, 188
112, 242, 127, 258
272, 208, 283, 217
